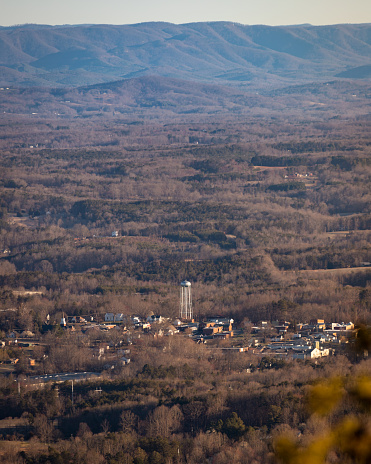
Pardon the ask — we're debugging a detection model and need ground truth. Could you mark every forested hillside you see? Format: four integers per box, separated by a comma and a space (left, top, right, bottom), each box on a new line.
0, 65, 370, 463
1, 22, 371, 87
0, 79, 370, 325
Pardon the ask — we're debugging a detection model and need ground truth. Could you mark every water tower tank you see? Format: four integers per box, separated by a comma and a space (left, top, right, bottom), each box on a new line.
180, 281, 193, 320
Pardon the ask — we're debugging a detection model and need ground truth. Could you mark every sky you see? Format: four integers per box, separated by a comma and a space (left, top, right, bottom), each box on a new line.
1, 0, 371, 27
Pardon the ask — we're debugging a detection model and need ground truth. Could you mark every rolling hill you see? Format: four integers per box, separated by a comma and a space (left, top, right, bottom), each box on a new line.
0, 75, 269, 116
1, 75, 370, 121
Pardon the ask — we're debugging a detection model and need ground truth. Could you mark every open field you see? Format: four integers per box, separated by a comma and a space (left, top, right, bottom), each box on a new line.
287, 266, 371, 276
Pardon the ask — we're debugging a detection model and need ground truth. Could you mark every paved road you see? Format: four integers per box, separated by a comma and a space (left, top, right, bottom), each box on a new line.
26, 372, 102, 383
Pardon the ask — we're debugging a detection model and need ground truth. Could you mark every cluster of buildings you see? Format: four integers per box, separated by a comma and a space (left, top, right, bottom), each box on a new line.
251, 319, 355, 360
55, 312, 356, 362
0, 309, 361, 383
284, 172, 313, 179
57, 281, 356, 363
80, 313, 235, 340
1, 280, 362, 377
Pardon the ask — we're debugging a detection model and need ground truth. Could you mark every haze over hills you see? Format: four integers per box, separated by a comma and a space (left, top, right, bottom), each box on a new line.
1, 22, 371, 89
0, 76, 266, 116
1, 76, 370, 120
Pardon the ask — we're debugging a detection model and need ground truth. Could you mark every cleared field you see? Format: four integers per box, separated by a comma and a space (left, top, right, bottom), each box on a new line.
0, 440, 48, 456
324, 229, 371, 239
287, 266, 371, 276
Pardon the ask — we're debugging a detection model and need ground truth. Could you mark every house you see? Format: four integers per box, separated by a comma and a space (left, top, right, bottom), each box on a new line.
100, 324, 116, 330
291, 342, 330, 360
312, 333, 327, 343
114, 313, 126, 322
71, 316, 86, 323
309, 319, 326, 331
146, 315, 165, 324
310, 319, 324, 325
331, 322, 354, 331
292, 347, 330, 360
134, 322, 151, 331
206, 316, 234, 327
105, 313, 115, 322
272, 320, 291, 328
214, 331, 233, 339
199, 318, 233, 332
203, 325, 223, 336
164, 324, 178, 335
21, 330, 35, 338
94, 344, 110, 358
178, 323, 198, 333
118, 349, 131, 356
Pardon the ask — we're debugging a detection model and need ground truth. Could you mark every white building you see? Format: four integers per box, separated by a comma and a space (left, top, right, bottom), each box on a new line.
331, 322, 354, 331
147, 315, 165, 324
292, 345, 330, 360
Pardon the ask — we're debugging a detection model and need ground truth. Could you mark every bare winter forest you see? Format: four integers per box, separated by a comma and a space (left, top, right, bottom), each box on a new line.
0, 22, 370, 463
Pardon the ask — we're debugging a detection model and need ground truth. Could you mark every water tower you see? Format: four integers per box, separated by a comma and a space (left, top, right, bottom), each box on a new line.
180, 280, 193, 320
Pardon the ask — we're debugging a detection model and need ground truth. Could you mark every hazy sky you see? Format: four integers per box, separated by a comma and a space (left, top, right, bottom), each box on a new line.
2, 0, 371, 27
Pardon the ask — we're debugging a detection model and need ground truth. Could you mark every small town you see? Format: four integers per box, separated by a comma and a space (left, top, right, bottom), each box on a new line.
0, 281, 361, 388
1, 6, 370, 461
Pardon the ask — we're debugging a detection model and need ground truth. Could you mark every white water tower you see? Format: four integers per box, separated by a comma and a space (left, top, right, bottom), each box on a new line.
180, 280, 193, 320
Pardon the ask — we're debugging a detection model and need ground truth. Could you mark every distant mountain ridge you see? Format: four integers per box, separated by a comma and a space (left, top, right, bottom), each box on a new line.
0, 22, 371, 88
